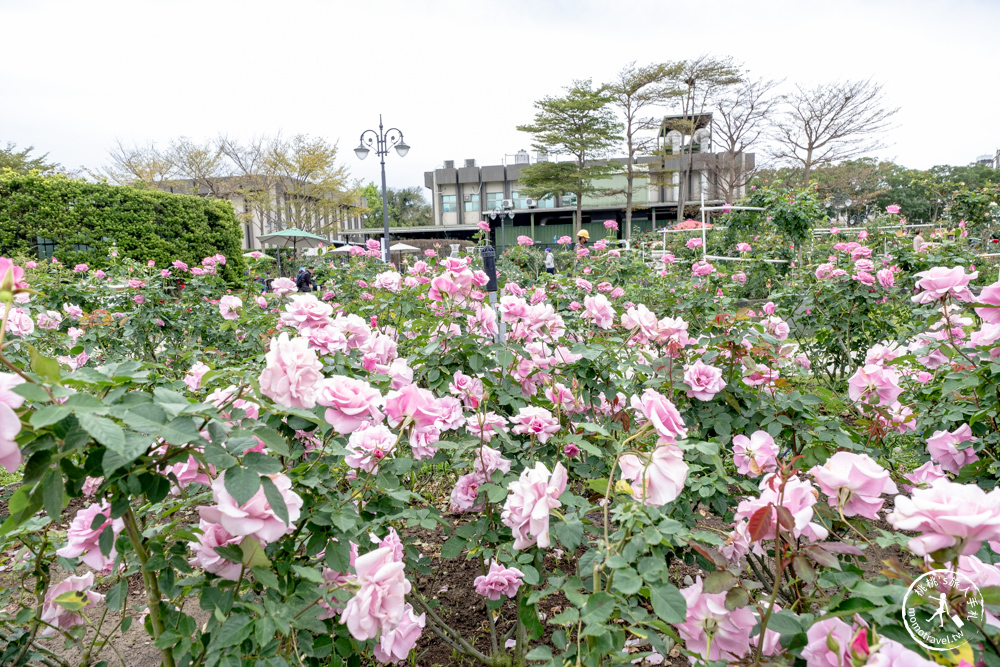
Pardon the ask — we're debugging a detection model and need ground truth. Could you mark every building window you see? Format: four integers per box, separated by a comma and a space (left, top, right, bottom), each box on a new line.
464, 193, 480, 212
36, 237, 56, 260
511, 191, 529, 210
441, 195, 457, 213
487, 192, 505, 210
538, 195, 555, 209
562, 193, 577, 206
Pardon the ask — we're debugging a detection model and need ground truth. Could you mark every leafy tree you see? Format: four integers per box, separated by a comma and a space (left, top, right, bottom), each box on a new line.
769, 79, 898, 185
517, 79, 623, 235
663, 56, 742, 221
603, 61, 684, 240
360, 184, 432, 228
0, 141, 59, 174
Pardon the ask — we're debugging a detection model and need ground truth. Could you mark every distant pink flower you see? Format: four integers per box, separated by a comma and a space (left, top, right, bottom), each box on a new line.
39, 573, 104, 636
686, 237, 703, 250
466, 412, 509, 442
763, 302, 776, 315
218, 295, 242, 320
55, 501, 124, 570
345, 424, 396, 473
271, 277, 297, 296
449, 371, 484, 409
630, 389, 687, 440
477, 220, 490, 231
450, 472, 485, 513
683, 360, 725, 401
501, 462, 567, 549
886, 204, 901, 214
517, 235, 533, 246
184, 361, 211, 391
801, 618, 853, 667
619, 445, 688, 506
73, 263, 89, 273
691, 260, 715, 276
474, 561, 525, 600
258, 333, 324, 409
876, 268, 895, 288
911, 266, 977, 304
93, 270, 105, 279
736, 243, 752, 252
810, 451, 897, 519
510, 406, 560, 443
24, 260, 37, 269
926, 424, 978, 473
903, 461, 948, 492
563, 443, 580, 457
887, 479, 1000, 556
127, 279, 145, 289
582, 294, 615, 329
975, 283, 1000, 323
853, 271, 875, 286
847, 364, 903, 407
384, 384, 442, 432
315, 376, 384, 433
172, 260, 188, 271
674, 577, 754, 661
736, 473, 829, 542
557, 235, 572, 245
373, 604, 425, 664
340, 545, 412, 642
732, 431, 778, 477
202, 472, 302, 544
732, 271, 747, 284
604, 220, 618, 230
280, 294, 333, 330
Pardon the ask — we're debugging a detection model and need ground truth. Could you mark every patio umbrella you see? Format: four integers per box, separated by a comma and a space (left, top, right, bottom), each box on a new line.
389, 242, 420, 252
256, 228, 329, 276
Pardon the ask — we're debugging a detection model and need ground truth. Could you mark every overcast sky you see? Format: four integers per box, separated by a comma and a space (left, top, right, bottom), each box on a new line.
3, 0, 998, 196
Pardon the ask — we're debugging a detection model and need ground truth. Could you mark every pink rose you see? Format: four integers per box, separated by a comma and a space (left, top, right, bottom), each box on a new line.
876, 268, 895, 289
604, 220, 618, 230
474, 561, 525, 600
926, 424, 978, 473
73, 263, 89, 273
736, 243, 752, 252
801, 618, 853, 667
686, 237, 703, 250
674, 577, 754, 661
887, 479, 1000, 556
203, 471, 303, 544
280, 294, 333, 330
630, 389, 687, 440
501, 462, 567, 549
557, 235, 572, 245
975, 283, 1000, 324
258, 333, 324, 409
852, 270, 875, 286
450, 472, 485, 513
911, 266, 977, 304
582, 294, 615, 329
317, 376, 384, 434
809, 451, 898, 519
732, 271, 747, 284
466, 412, 509, 442
619, 445, 689, 506
886, 204, 901, 214
732, 431, 778, 477
340, 546, 411, 641
172, 260, 188, 272
510, 406, 560, 443
477, 220, 490, 231
218, 295, 242, 320
188, 517, 242, 580
847, 364, 903, 407
735, 474, 829, 543
384, 384, 442, 432
184, 361, 211, 391
39, 573, 104, 636
373, 604, 425, 664
517, 235, 534, 246
345, 424, 396, 473
683, 360, 725, 401
55, 501, 125, 570
271, 277, 298, 296
903, 461, 948, 492
691, 260, 715, 276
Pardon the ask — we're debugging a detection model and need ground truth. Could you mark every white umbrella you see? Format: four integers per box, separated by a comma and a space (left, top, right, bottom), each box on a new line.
329, 245, 355, 253
389, 242, 420, 252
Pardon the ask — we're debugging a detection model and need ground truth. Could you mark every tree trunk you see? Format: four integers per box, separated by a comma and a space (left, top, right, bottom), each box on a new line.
803, 148, 813, 186
625, 129, 634, 241
575, 176, 584, 237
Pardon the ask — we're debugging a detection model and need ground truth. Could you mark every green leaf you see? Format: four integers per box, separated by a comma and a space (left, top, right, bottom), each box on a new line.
77, 413, 125, 452
440, 536, 466, 560
482, 483, 508, 504
42, 470, 63, 522
526, 646, 553, 660
28, 345, 61, 383
244, 452, 282, 476
240, 536, 271, 568
30, 405, 70, 428
581, 592, 616, 625
519, 597, 545, 640
612, 568, 642, 596
54, 590, 91, 612
252, 566, 280, 590
649, 583, 686, 624
12, 383, 51, 402
224, 467, 260, 506
253, 427, 290, 457
552, 515, 584, 551
106, 580, 128, 611
213, 614, 253, 649
259, 476, 289, 526
766, 610, 803, 635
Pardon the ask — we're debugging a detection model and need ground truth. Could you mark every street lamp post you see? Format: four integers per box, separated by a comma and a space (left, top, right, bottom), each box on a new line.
354, 115, 409, 263
489, 203, 514, 254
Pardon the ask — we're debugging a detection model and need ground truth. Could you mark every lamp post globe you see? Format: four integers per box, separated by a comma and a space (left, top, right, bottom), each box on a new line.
355, 115, 408, 263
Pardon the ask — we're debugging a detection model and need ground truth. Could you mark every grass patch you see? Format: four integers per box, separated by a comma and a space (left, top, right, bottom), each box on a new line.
0, 467, 22, 487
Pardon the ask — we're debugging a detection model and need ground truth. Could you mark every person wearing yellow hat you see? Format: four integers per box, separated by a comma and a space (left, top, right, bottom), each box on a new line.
576, 228, 589, 247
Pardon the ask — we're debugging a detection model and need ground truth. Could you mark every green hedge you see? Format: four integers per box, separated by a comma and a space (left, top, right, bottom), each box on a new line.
0, 172, 245, 280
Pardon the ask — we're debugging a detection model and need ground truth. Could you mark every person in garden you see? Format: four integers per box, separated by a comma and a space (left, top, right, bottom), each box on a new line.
913, 230, 925, 252
576, 229, 589, 248
296, 266, 314, 293
544, 248, 555, 274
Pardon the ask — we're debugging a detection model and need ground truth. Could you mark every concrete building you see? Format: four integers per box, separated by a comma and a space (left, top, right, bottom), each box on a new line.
422, 113, 754, 247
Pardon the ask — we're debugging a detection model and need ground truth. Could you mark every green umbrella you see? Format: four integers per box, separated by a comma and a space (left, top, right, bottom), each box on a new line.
256, 228, 330, 276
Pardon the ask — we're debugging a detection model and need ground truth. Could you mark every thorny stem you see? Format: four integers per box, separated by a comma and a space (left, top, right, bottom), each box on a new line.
122, 507, 176, 667
407, 590, 494, 665
14, 529, 53, 666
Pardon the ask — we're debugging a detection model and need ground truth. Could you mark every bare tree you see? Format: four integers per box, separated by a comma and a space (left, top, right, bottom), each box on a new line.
603, 61, 683, 240
170, 137, 231, 198
664, 56, 742, 221
710, 76, 782, 202
103, 139, 175, 186
769, 78, 899, 184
